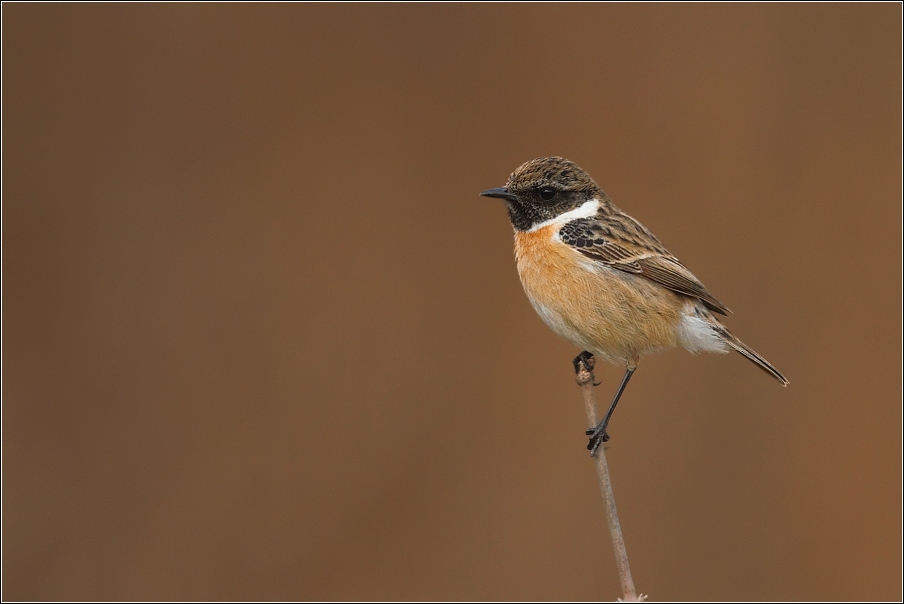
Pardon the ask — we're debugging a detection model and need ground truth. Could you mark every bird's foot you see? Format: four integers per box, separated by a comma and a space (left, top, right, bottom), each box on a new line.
572, 351, 594, 374
585, 422, 610, 456
573, 351, 600, 385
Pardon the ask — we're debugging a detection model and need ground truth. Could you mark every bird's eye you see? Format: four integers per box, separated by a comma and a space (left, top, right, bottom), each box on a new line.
540, 188, 557, 201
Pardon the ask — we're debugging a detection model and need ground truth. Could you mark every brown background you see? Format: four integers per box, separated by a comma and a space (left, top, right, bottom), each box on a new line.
3, 4, 901, 601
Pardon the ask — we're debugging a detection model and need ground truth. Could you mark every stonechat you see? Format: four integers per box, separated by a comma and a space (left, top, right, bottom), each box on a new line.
481, 157, 788, 454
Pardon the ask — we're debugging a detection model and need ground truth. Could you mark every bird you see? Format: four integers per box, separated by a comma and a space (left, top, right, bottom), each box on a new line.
480, 156, 788, 455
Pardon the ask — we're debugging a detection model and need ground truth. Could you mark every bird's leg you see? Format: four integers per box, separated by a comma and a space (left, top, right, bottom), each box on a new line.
586, 367, 636, 455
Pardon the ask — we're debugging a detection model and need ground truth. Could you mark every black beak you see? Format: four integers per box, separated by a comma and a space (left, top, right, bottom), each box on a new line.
480, 187, 518, 203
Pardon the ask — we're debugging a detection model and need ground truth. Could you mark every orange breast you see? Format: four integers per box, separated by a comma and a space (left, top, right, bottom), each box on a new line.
514, 225, 685, 365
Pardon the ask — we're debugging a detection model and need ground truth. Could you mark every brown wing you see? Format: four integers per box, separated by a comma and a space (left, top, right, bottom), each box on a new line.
558, 217, 731, 315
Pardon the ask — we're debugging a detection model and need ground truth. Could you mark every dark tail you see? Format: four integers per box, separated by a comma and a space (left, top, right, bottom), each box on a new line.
724, 335, 789, 386
713, 324, 789, 386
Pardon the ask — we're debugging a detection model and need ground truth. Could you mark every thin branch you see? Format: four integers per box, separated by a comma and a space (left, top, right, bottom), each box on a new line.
575, 356, 643, 602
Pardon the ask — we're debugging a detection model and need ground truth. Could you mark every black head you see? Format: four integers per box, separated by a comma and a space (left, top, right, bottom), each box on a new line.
480, 157, 605, 231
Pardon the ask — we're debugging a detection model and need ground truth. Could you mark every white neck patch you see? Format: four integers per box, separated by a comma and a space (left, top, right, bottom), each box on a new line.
527, 198, 600, 233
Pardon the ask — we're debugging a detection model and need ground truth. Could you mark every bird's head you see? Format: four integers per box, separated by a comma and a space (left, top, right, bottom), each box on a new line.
480, 156, 605, 231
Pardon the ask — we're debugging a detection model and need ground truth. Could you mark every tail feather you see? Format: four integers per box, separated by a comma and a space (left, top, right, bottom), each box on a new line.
696, 308, 789, 386
722, 333, 789, 386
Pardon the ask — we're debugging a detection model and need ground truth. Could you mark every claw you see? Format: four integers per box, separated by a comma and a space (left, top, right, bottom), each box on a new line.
573, 351, 597, 386
586, 423, 610, 455
572, 350, 595, 375
588, 433, 606, 456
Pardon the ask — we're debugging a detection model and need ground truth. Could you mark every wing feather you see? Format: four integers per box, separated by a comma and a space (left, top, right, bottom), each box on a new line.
558, 217, 731, 315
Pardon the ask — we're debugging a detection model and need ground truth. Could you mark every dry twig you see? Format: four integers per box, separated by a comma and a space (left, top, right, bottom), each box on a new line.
575, 355, 644, 602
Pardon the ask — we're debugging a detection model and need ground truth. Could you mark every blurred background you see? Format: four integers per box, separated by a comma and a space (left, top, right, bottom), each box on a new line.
3, 4, 900, 601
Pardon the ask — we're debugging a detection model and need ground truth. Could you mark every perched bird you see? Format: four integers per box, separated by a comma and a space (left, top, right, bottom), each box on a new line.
481, 157, 788, 454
